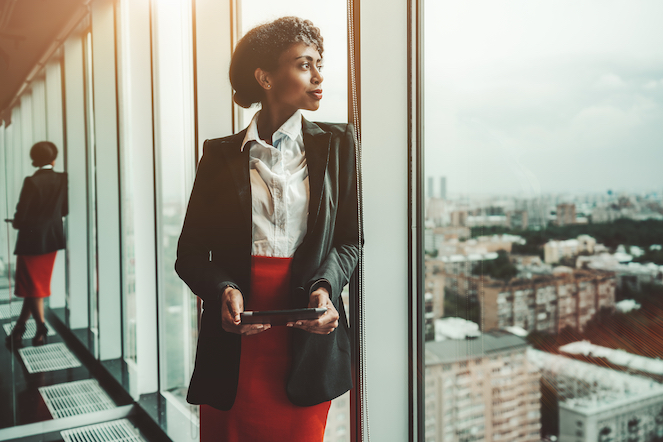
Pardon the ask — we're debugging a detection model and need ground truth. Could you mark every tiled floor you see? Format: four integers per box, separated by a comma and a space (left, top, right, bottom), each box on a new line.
0, 298, 160, 442
1, 304, 93, 429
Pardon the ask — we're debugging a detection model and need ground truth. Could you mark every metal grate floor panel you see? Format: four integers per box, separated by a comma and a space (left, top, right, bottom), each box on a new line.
0, 289, 11, 301
39, 380, 116, 418
3, 319, 56, 339
0, 303, 23, 319
61, 419, 145, 442
19, 343, 82, 373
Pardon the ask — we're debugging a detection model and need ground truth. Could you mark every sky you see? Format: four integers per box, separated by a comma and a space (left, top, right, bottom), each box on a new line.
424, 0, 663, 196
239, 0, 663, 197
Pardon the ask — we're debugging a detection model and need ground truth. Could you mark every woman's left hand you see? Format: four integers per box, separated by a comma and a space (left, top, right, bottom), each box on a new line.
287, 288, 339, 334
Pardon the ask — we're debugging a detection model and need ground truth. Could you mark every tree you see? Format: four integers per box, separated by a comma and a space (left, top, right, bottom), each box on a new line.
472, 250, 517, 282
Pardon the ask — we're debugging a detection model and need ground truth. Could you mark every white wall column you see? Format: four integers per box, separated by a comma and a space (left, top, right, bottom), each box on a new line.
361, 2, 410, 441
0, 125, 7, 275
116, 0, 158, 396
45, 60, 67, 309
10, 107, 22, 221
63, 33, 89, 330
31, 79, 47, 142
91, 0, 122, 361
19, 95, 33, 177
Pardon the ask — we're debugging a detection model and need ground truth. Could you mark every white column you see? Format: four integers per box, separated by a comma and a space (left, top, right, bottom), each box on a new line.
45, 60, 67, 309
31, 78, 47, 142
63, 33, 89, 330
194, 0, 234, 153
91, 0, 122, 361
116, 0, 158, 396
0, 125, 7, 274
10, 107, 21, 217
19, 94, 33, 177
361, 0, 410, 440
3, 122, 17, 268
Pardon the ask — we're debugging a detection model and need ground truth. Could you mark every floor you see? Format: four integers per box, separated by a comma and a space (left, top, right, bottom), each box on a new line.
0, 287, 170, 442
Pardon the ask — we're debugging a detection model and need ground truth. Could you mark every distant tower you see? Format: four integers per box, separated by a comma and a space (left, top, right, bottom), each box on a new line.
440, 176, 447, 200
556, 203, 576, 226
427, 177, 434, 198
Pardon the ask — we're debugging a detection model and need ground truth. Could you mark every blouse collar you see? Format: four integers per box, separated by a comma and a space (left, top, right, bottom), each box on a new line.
240, 110, 302, 152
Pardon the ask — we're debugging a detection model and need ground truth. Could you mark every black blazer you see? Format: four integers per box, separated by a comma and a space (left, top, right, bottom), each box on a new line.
175, 119, 361, 410
13, 169, 68, 256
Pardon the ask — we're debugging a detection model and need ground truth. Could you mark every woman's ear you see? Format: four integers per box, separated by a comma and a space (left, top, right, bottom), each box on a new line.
254, 68, 272, 91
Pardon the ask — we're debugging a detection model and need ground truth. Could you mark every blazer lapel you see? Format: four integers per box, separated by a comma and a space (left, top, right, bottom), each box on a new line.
302, 118, 331, 234
218, 130, 252, 225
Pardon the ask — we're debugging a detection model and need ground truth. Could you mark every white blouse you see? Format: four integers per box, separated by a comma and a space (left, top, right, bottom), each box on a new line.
241, 110, 310, 258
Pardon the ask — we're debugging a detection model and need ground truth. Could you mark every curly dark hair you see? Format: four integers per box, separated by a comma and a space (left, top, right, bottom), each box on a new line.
230, 17, 324, 108
30, 141, 58, 168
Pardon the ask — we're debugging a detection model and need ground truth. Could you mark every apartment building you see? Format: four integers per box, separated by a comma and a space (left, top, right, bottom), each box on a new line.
556, 203, 576, 226
529, 349, 663, 442
442, 269, 615, 334
425, 331, 541, 442
507, 210, 529, 230
484, 269, 615, 333
544, 235, 597, 264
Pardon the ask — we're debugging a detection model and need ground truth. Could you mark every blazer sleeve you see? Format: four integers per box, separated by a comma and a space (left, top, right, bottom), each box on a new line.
12, 177, 35, 230
307, 124, 362, 303
175, 141, 240, 304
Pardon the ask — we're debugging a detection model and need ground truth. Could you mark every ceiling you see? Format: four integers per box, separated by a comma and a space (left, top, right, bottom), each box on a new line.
0, 0, 87, 117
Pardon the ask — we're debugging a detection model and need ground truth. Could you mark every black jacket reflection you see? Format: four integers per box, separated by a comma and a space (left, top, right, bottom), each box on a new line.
13, 168, 68, 256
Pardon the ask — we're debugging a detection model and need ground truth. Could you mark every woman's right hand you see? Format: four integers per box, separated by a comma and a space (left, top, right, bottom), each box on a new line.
221, 286, 271, 335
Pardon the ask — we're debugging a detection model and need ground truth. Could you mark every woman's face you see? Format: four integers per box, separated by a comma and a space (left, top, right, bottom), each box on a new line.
265, 42, 324, 113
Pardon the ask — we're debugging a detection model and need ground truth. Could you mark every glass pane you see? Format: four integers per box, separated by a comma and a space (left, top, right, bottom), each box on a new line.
423, 2, 663, 441
84, 30, 100, 357
152, 0, 197, 399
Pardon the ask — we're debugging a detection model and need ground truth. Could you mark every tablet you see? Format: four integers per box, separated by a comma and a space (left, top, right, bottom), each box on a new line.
240, 308, 327, 326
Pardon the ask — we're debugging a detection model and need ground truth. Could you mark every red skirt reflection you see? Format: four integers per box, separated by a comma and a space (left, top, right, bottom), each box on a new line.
200, 256, 331, 442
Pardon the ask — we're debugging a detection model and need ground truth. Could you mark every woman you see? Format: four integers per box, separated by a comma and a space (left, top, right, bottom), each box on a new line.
175, 17, 360, 442
5, 141, 68, 347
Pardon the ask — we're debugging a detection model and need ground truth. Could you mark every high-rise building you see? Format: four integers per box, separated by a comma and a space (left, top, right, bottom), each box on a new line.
425, 331, 542, 442
556, 203, 576, 226
506, 210, 528, 230
440, 176, 447, 200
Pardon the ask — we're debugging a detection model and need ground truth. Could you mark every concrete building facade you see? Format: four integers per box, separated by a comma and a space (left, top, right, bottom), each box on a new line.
425, 332, 542, 442
556, 203, 577, 226
529, 350, 663, 442
443, 269, 616, 334
544, 235, 597, 264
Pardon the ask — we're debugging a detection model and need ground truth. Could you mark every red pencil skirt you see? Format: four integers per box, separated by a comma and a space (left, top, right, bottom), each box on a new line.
200, 255, 331, 442
14, 251, 58, 298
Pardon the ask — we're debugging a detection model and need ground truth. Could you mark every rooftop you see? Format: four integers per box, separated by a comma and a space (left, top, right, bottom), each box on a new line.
528, 349, 663, 415
425, 331, 528, 365
560, 340, 663, 376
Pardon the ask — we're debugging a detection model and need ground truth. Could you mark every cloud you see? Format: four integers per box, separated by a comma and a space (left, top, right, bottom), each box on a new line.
595, 73, 626, 89
643, 79, 663, 89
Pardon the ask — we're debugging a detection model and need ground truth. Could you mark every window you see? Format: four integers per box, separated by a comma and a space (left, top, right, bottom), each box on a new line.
419, 1, 663, 442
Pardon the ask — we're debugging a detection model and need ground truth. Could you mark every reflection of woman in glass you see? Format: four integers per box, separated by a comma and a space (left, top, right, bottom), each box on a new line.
176, 17, 360, 442
5, 142, 68, 347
